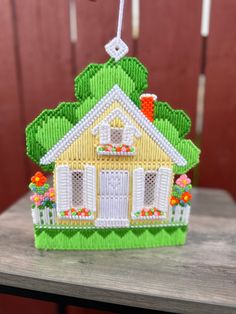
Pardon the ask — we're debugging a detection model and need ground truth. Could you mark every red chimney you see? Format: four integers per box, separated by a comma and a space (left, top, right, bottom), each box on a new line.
140, 93, 157, 122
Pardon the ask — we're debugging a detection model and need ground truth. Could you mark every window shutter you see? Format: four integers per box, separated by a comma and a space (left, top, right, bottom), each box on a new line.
122, 125, 133, 146
99, 123, 111, 144
56, 165, 72, 213
132, 168, 145, 212
155, 167, 173, 213
84, 165, 96, 212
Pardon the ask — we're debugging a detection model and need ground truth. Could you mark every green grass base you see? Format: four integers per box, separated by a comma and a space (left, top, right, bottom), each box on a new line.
34, 225, 188, 250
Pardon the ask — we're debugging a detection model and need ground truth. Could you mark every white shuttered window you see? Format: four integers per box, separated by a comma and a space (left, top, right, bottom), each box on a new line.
132, 167, 172, 214
56, 165, 96, 213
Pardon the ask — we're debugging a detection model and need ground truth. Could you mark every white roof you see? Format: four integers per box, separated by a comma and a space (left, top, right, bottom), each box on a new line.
40, 85, 187, 166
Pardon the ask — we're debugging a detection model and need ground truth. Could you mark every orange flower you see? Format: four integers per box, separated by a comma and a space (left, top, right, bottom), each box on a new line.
170, 196, 179, 206
31, 171, 47, 186
181, 192, 192, 203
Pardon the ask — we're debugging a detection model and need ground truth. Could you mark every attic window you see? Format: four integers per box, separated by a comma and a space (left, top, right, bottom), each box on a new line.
111, 128, 123, 145
96, 124, 136, 155
91, 109, 142, 156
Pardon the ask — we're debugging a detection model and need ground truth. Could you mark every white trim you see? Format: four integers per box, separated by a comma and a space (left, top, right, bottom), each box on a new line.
34, 222, 188, 230
140, 93, 157, 101
95, 218, 129, 228
40, 85, 187, 166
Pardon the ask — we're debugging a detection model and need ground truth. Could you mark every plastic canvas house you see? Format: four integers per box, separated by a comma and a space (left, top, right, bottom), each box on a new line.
26, 58, 200, 250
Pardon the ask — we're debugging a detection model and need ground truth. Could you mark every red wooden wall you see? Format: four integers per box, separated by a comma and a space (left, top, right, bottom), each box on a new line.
199, 0, 236, 197
138, 0, 202, 135
0, 0, 236, 313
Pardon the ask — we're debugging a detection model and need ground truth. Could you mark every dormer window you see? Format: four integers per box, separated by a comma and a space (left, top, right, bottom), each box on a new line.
91, 108, 141, 156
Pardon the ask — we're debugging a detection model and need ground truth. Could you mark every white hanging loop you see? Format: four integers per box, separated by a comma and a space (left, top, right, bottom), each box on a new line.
117, 0, 125, 39
105, 0, 129, 61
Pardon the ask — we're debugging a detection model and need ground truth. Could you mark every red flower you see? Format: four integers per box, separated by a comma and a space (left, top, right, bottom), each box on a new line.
170, 196, 179, 206
141, 209, 146, 216
181, 192, 192, 203
31, 172, 47, 186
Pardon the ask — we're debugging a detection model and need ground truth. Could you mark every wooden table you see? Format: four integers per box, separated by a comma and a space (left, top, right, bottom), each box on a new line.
0, 188, 235, 314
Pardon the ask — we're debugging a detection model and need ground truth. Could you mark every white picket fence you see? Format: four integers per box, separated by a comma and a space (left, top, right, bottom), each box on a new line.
31, 207, 57, 225
32, 205, 191, 226
168, 205, 191, 224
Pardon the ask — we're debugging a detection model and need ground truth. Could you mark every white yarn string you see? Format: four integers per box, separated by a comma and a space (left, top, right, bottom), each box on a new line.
117, 0, 125, 39
104, 0, 128, 60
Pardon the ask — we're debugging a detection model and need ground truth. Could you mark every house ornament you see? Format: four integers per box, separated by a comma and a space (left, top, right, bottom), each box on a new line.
26, 0, 200, 249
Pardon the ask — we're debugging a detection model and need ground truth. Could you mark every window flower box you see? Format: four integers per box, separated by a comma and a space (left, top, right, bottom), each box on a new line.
132, 207, 166, 220
97, 144, 135, 156
59, 208, 94, 220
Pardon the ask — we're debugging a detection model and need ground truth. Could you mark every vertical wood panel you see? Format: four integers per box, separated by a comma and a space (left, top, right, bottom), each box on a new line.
138, 0, 202, 135
0, 0, 28, 212
75, 0, 133, 72
14, 0, 74, 124
14, 0, 75, 175
199, 0, 236, 198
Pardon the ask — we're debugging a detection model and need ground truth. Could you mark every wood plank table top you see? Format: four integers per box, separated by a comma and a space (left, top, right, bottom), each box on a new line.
0, 188, 235, 314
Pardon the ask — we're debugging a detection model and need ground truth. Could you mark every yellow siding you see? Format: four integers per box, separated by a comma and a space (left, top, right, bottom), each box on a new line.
55, 101, 173, 225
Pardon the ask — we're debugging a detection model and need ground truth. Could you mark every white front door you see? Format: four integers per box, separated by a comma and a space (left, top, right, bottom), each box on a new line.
95, 170, 129, 227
